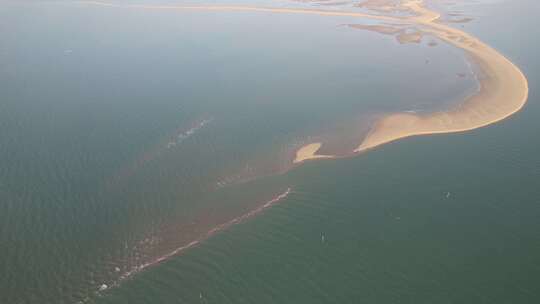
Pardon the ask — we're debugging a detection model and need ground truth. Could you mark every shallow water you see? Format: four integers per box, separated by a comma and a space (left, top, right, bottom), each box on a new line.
1, 0, 538, 303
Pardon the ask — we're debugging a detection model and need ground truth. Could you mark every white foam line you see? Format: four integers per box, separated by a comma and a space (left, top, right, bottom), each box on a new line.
106, 188, 292, 291
79, 188, 292, 303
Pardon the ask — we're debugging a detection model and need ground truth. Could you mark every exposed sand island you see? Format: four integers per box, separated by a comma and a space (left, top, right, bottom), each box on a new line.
80, 0, 529, 164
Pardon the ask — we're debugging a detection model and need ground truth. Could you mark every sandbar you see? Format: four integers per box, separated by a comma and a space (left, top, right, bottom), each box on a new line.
293, 143, 334, 163
354, 1, 529, 152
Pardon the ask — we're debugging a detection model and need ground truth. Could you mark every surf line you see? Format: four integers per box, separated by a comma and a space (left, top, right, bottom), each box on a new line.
75, 187, 290, 303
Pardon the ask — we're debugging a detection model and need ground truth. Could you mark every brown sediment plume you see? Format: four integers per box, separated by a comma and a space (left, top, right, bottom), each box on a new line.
78, 0, 528, 169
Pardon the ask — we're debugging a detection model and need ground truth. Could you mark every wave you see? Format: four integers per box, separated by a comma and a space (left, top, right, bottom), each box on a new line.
167, 118, 213, 149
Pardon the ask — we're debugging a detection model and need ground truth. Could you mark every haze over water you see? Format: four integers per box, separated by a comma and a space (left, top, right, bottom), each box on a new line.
1, 0, 539, 303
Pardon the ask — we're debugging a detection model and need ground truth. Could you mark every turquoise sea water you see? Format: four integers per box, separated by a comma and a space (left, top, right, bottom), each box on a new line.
1, 0, 538, 303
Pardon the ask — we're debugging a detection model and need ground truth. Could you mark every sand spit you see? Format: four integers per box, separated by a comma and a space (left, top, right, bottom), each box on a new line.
78, 0, 528, 164
294, 143, 335, 163
354, 2, 529, 152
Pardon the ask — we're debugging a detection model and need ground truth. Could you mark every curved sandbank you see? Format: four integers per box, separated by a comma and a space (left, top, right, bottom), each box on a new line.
79, 0, 528, 163
291, 0, 529, 160
354, 2, 529, 152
